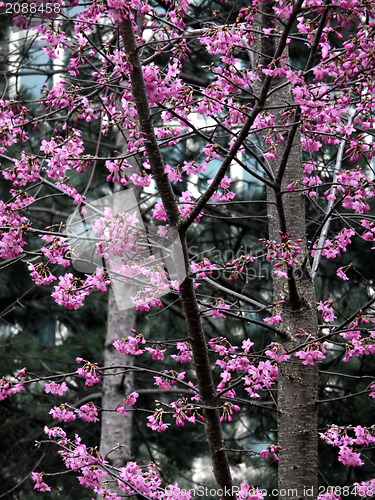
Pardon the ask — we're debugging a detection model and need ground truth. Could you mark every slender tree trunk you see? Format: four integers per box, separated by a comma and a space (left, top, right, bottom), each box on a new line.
100, 289, 135, 470
258, 3, 319, 499
119, 18, 235, 499
99, 121, 139, 492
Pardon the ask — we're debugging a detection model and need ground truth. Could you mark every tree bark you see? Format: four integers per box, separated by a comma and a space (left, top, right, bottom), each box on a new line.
258, 3, 319, 498
99, 289, 135, 474
99, 103, 139, 492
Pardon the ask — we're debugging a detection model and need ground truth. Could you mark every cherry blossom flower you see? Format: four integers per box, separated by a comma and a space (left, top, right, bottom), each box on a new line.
154, 371, 186, 390
242, 338, 254, 353
171, 342, 193, 363
337, 265, 350, 280
295, 343, 327, 365
45, 381, 68, 395
76, 359, 101, 386
260, 444, 282, 462
264, 314, 283, 326
116, 392, 139, 416
76, 402, 99, 422
147, 408, 170, 432
113, 333, 146, 355
52, 273, 89, 309
49, 404, 76, 422
354, 479, 375, 498
317, 300, 336, 322
13, 370, 26, 383
265, 343, 291, 363
145, 346, 166, 360
220, 402, 240, 422
31, 472, 51, 492
338, 445, 364, 467
0, 377, 24, 401
28, 262, 57, 285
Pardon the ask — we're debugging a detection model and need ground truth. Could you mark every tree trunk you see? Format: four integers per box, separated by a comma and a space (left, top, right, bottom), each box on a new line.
120, 18, 235, 499
258, 3, 319, 498
100, 288, 135, 475
97, 287, 136, 500
99, 115, 139, 490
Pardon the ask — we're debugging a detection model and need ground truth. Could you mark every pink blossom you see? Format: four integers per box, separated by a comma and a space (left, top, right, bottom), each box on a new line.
84, 267, 110, 292
15, 367, 27, 379
116, 392, 139, 416
220, 402, 240, 422
369, 382, 375, 398
145, 346, 166, 360
28, 262, 57, 285
354, 480, 375, 498
51, 273, 89, 309
113, 334, 146, 355
338, 445, 364, 466
242, 338, 254, 353
0, 195, 33, 258
295, 348, 326, 365
317, 300, 336, 322
49, 404, 76, 422
31, 472, 51, 492
76, 359, 101, 386
45, 381, 68, 395
153, 371, 186, 390
260, 444, 282, 462
147, 408, 170, 432
171, 342, 193, 363
191, 258, 218, 279
318, 493, 341, 500
43, 426, 67, 445
264, 314, 283, 326
3, 152, 40, 186
336, 266, 350, 280
76, 402, 99, 422
40, 235, 70, 267
212, 298, 231, 318
0, 377, 24, 401
209, 338, 238, 356
265, 343, 291, 363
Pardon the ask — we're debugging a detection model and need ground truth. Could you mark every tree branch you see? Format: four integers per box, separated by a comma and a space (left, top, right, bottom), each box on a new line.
120, 16, 235, 498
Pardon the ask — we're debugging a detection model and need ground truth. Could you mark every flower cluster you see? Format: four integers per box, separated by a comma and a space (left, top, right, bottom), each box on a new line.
317, 300, 336, 322
3, 152, 41, 186
31, 472, 51, 492
320, 425, 375, 467
312, 228, 355, 260
220, 401, 240, 423
260, 444, 282, 462
45, 381, 68, 395
227, 254, 256, 282
295, 342, 327, 366
209, 337, 279, 399
113, 331, 146, 355
260, 232, 302, 278
171, 342, 193, 363
0, 193, 33, 259
154, 370, 186, 391
0, 376, 24, 401
76, 358, 101, 386
116, 391, 139, 416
